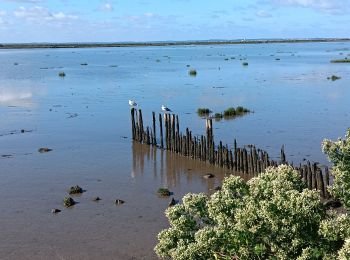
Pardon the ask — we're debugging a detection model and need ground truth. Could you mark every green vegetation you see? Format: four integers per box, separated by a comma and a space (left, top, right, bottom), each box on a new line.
197, 108, 211, 116
63, 197, 75, 207
323, 128, 350, 209
223, 106, 250, 117
330, 58, 350, 63
68, 185, 83, 195
214, 113, 223, 119
189, 69, 197, 76
157, 188, 171, 197
58, 72, 66, 77
155, 163, 350, 260
242, 62, 249, 66
327, 75, 341, 81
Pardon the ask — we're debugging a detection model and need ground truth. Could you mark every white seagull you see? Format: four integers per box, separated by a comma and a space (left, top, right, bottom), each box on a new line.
161, 105, 172, 112
129, 100, 137, 107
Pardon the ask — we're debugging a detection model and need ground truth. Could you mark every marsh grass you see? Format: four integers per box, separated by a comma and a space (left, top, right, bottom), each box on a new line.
197, 108, 211, 116
327, 75, 341, 81
224, 106, 250, 118
330, 58, 350, 63
189, 69, 197, 76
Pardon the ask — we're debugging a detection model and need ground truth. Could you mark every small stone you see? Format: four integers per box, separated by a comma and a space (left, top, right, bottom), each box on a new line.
203, 174, 215, 179
51, 208, 61, 214
92, 196, 101, 201
68, 185, 83, 195
168, 198, 176, 207
115, 199, 125, 205
157, 188, 171, 197
21, 129, 25, 133
63, 197, 76, 207
38, 147, 52, 153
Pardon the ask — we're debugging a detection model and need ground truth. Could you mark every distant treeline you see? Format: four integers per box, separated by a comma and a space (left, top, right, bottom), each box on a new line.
1, 38, 350, 49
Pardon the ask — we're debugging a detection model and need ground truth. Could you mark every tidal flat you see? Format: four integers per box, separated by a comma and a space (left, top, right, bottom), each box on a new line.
0, 41, 350, 259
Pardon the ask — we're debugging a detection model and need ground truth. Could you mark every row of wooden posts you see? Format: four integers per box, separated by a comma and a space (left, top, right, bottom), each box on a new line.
130, 108, 331, 199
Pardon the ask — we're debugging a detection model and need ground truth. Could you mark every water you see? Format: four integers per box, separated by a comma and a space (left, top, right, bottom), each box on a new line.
0, 42, 349, 259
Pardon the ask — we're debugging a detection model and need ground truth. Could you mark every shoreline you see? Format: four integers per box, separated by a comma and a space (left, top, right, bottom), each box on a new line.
1, 38, 350, 50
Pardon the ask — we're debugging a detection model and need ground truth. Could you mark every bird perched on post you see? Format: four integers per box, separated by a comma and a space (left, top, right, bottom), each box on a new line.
161, 105, 172, 112
129, 100, 137, 107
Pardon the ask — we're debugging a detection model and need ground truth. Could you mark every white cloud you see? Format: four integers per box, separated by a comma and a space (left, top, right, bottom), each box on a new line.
14, 6, 78, 22
99, 3, 114, 12
256, 10, 272, 17
272, 0, 350, 13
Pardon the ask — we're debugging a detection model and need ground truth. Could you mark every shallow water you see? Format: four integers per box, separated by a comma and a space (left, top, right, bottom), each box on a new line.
0, 42, 350, 259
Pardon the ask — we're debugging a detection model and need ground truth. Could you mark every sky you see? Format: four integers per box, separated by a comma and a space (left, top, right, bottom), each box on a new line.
0, 0, 349, 43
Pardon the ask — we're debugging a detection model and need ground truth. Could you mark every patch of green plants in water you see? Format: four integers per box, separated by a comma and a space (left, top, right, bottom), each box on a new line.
189, 69, 197, 76
223, 106, 250, 117
63, 197, 75, 207
155, 130, 350, 260
327, 75, 341, 81
214, 113, 223, 119
242, 61, 249, 66
58, 72, 66, 77
330, 58, 350, 63
157, 188, 171, 197
68, 185, 83, 195
197, 108, 211, 116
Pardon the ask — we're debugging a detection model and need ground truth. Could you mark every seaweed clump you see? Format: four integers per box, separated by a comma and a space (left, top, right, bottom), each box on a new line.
327, 75, 341, 81
224, 106, 250, 117
189, 69, 197, 76
58, 72, 66, 77
68, 185, 83, 195
157, 188, 171, 197
63, 197, 75, 207
197, 108, 211, 116
330, 59, 350, 63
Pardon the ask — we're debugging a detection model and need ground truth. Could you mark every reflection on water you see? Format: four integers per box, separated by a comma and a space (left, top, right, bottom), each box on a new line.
132, 141, 239, 192
0, 88, 32, 106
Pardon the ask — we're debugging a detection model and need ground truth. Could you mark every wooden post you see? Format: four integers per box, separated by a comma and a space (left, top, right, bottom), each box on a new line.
152, 112, 157, 145
159, 114, 164, 149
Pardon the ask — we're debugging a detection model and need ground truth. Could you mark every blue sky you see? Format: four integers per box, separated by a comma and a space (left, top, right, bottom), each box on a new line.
0, 0, 349, 43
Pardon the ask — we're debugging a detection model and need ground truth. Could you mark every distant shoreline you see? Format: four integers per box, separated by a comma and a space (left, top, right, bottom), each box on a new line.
1, 38, 350, 50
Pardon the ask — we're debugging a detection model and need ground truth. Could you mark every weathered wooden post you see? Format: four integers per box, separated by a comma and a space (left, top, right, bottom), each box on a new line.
159, 114, 164, 149
152, 112, 157, 145
131, 108, 136, 140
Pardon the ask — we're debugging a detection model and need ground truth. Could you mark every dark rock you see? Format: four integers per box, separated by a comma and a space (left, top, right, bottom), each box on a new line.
68, 185, 83, 195
168, 198, 176, 207
51, 208, 61, 214
115, 199, 125, 205
38, 147, 52, 153
203, 174, 215, 179
92, 196, 101, 201
157, 188, 171, 197
63, 197, 75, 207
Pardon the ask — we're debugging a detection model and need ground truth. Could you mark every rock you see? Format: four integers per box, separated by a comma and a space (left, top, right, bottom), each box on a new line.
51, 208, 61, 214
168, 198, 176, 207
203, 174, 215, 179
92, 196, 101, 201
21, 129, 25, 133
157, 188, 171, 197
324, 198, 342, 209
63, 197, 75, 207
115, 199, 125, 205
68, 185, 83, 195
214, 186, 221, 191
38, 147, 52, 153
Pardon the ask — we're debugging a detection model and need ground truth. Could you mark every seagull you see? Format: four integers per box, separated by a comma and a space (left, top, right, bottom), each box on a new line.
161, 105, 172, 112
129, 100, 137, 107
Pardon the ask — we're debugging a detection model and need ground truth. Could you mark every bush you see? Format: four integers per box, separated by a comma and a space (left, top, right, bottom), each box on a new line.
155, 164, 350, 260
197, 108, 211, 116
323, 128, 350, 210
